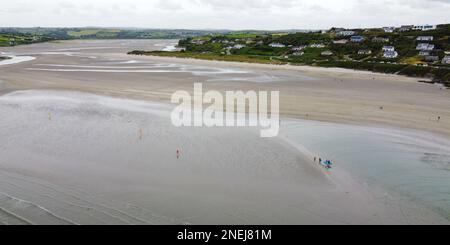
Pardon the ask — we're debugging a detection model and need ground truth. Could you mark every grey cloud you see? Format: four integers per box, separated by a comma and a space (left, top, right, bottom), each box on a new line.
0, 0, 448, 29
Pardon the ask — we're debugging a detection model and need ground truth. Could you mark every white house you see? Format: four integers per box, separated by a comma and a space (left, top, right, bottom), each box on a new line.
232, 44, 246, 49
416, 43, 435, 51
442, 56, 450, 64
414, 25, 436, 31
321, 50, 333, 56
291, 52, 304, 56
269, 43, 286, 48
337, 30, 356, 36
292, 45, 307, 51
416, 36, 434, 41
310, 43, 325, 48
333, 39, 349, 44
358, 50, 372, 55
399, 25, 414, 32
191, 40, 205, 45
418, 51, 430, 56
382, 46, 395, 52
383, 51, 398, 59
383, 27, 395, 33
245, 39, 255, 44
372, 37, 390, 43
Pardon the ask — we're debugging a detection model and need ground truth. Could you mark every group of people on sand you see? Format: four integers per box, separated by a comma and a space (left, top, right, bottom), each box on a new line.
314, 156, 333, 170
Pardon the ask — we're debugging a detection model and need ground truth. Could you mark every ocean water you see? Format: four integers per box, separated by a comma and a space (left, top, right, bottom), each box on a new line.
282, 120, 450, 219
0, 90, 449, 224
0, 55, 35, 66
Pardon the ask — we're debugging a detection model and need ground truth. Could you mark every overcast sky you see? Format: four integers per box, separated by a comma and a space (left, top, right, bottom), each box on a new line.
0, 0, 449, 30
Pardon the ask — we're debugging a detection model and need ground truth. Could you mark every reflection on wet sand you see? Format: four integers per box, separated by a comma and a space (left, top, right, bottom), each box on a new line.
0, 40, 449, 224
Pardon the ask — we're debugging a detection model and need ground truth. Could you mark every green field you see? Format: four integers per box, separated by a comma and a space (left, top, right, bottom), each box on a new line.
128, 50, 286, 65
0, 28, 229, 44
0, 33, 49, 46
140, 24, 450, 85
67, 29, 121, 38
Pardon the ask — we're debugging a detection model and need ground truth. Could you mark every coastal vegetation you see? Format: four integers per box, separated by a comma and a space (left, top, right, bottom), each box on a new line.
128, 50, 288, 65
131, 25, 450, 86
0, 33, 54, 46
0, 27, 228, 43
2, 26, 449, 86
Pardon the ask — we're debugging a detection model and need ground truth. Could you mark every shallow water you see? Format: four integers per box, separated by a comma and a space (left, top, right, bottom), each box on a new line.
0, 39, 314, 83
0, 55, 35, 66
0, 90, 448, 224
1, 40, 449, 223
282, 120, 450, 219
0, 90, 334, 224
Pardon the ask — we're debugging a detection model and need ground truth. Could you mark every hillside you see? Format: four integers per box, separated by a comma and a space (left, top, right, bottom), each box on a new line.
0, 28, 228, 43
0, 32, 55, 47
130, 25, 450, 86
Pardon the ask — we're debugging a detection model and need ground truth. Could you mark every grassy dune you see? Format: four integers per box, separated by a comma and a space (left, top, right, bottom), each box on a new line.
128, 50, 287, 65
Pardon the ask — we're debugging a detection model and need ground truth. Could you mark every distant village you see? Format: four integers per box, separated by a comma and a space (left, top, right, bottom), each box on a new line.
0, 35, 43, 47
181, 24, 450, 66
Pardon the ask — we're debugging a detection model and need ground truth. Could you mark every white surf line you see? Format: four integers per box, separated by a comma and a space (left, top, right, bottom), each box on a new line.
25, 51, 74, 55
0, 90, 173, 117
0, 206, 34, 225
0, 55, 36, 66
25, 68, 187, 73
125, 203, 183, 225
179, 65, 251, 74
0, 177, 135, 225
360, 126, 450, 154
0, 170, 152, 225
41, 194, 137, 225
117, 60, 140, 64
32, 64, 249, 74
25, 68, 251, 75
0, 192, 78, 225
56, 47, 121, 51
34, 64, 178, 69
162, 45, 178, 51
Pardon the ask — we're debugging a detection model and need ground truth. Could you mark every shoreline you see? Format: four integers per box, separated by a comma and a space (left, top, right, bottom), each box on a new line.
1, 45, 449, 138
113, 53, 450, 138
0, 55, 36, 66
1, 39, 449, 224
0, 89, 448, 224
1, 40, 440, 84
127, 53, 428, 82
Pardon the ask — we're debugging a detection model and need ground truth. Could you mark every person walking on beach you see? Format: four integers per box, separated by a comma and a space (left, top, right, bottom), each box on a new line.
438, 116, 441, 122
177, 149, 180, 159
139, 128, 143, 140
314, 157, 317, 162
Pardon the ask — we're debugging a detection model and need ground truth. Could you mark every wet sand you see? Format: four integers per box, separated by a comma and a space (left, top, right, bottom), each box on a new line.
0, 40, 449, 224
0, 90, 448, 225
1, 40, 449, 138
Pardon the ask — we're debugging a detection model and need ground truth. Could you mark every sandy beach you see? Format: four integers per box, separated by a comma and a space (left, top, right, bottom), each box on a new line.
1, 40, 449, 138
1, 40, 449, 224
